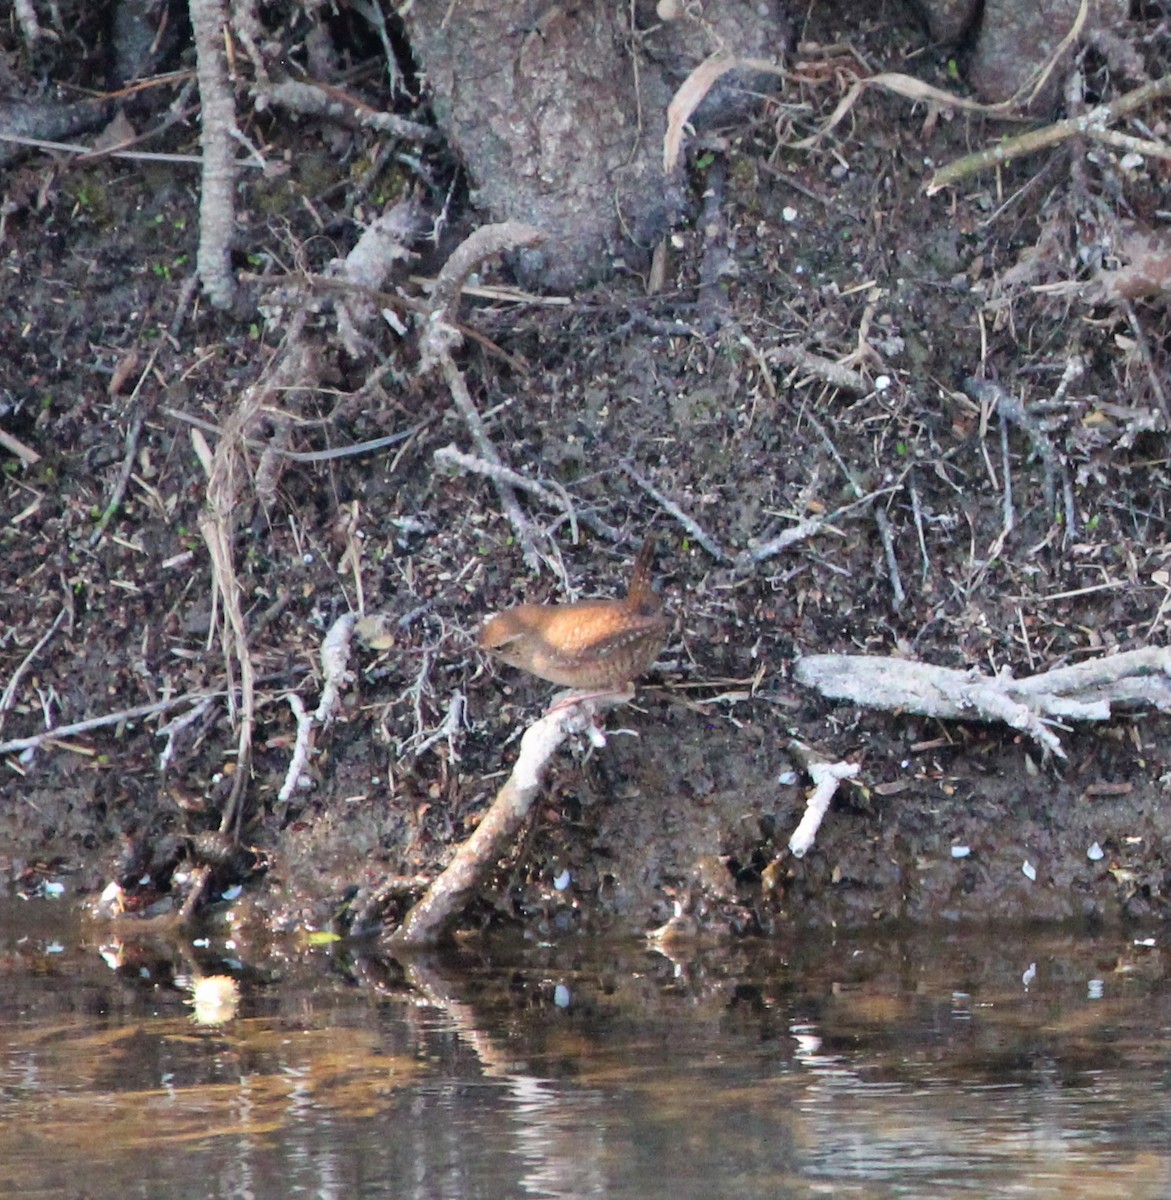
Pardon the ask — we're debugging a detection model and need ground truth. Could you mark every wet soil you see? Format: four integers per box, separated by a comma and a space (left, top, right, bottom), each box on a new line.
3, 2, 1171, 941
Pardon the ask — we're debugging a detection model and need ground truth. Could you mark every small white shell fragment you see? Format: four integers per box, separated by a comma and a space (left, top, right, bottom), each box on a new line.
1087, 842, 1104, 862
1022, 860, 1037, 881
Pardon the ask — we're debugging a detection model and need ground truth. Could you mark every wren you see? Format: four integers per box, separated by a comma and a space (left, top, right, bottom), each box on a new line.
480, 537, 666, 690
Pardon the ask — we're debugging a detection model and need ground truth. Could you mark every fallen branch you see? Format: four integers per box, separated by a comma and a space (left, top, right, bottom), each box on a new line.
255, 78, 436, 144
794, 645, 1171, 759
784, 739, 860, 860
190, 0, 239, 309
927, 74, 1171, 194
0, 426, 40, 465
387, 697, 616, 946
419, 222, 546, 569
0, 692, 223, 758
0, 604, 68, 736
765, 345, 869, 394
620, 461, 732, 562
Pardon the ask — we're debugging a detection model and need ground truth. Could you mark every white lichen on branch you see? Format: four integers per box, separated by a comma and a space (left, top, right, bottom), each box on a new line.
794, 646, 1171, 759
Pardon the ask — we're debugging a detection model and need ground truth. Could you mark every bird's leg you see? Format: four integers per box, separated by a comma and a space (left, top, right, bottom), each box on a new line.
545, 685, 636, 715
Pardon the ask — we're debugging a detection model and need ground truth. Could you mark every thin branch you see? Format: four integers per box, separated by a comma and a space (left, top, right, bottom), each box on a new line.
388, 697, 620, 945
620, 461, 732, 562
419, 222, 547, 569
0, 606, 68, 734
0, 692, 223, 757
190, 0, 240, 309
928, 74, 1171, 194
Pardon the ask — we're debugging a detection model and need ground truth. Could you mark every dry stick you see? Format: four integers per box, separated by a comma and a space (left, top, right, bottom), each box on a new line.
433, 443, 621, 543
411, 690, 466, 761
765, 345, 869, 393
278, 693, 313, 804
0, 132, 203, 165
967, 378, 1075, 536
0, 605, 68, 735
13, 0, 43, 44
89, 342, 167, 546
741, 486, 900, 565
157, 697, 216, 771
619, 461, 732, 562
785, 739, 860, 859
1121, 299, 1171, 427
908, 475, 930, 585
0, 426, 39, 465
327, 195, 421, 357
89, 409, 146, 546
804, 410, 905, 609
190, 0, 239, 309
419, 222, 546, 571
927, 75, 1171, 194
165, 407, 427, 462
793, 646, 1171, 760
875, 509, 906, 612
0, 693, 222, 758
256, 79, 436, 144
388, 698, 612, 946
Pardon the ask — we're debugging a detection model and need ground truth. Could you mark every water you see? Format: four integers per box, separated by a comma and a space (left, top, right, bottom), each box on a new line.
2, 901, 1170, 1199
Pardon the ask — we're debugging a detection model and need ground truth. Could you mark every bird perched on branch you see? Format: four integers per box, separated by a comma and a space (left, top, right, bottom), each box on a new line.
480, 538, 667, 692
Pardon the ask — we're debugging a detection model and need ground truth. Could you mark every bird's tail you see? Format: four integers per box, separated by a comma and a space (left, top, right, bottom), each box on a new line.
626, 535, 660, 613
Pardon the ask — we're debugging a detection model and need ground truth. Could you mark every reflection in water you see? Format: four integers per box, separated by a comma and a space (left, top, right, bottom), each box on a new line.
1, 901, 1170, 1199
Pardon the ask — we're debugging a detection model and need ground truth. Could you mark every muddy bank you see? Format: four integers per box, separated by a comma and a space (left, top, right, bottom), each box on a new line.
2, 1, 1171, 940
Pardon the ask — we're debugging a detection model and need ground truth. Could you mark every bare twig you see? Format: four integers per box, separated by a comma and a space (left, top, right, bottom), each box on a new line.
278, 692, 314, 803
315, 613, 356, 724
190, 0, 239, 309
785, 739, 860, 858
928, 74, 1171, 194
803, 408, 905, 608
0, 426, 40, 465
620, 461, 731, 562
0, 605, 68, 735
256, 79, 436, 144
388, 697, 620, 945
89, 405, 147, 546
419, 221, 546, 364
157, 697, 216, 771
0, 132, 203, 165
13, 0, 44, 46
325, 195, 421, 357
0, 692, 223, 758
765, 345, 869, 393
419, 222, 546, 570
434, 443, 584, 543
874, 507, 906, 612
411, 690, 466, 761
739, 486, 899, 565
967, 378, 1076, 536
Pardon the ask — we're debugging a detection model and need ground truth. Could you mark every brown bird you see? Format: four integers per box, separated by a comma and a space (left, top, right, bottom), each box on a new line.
480, 538, 667, 691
